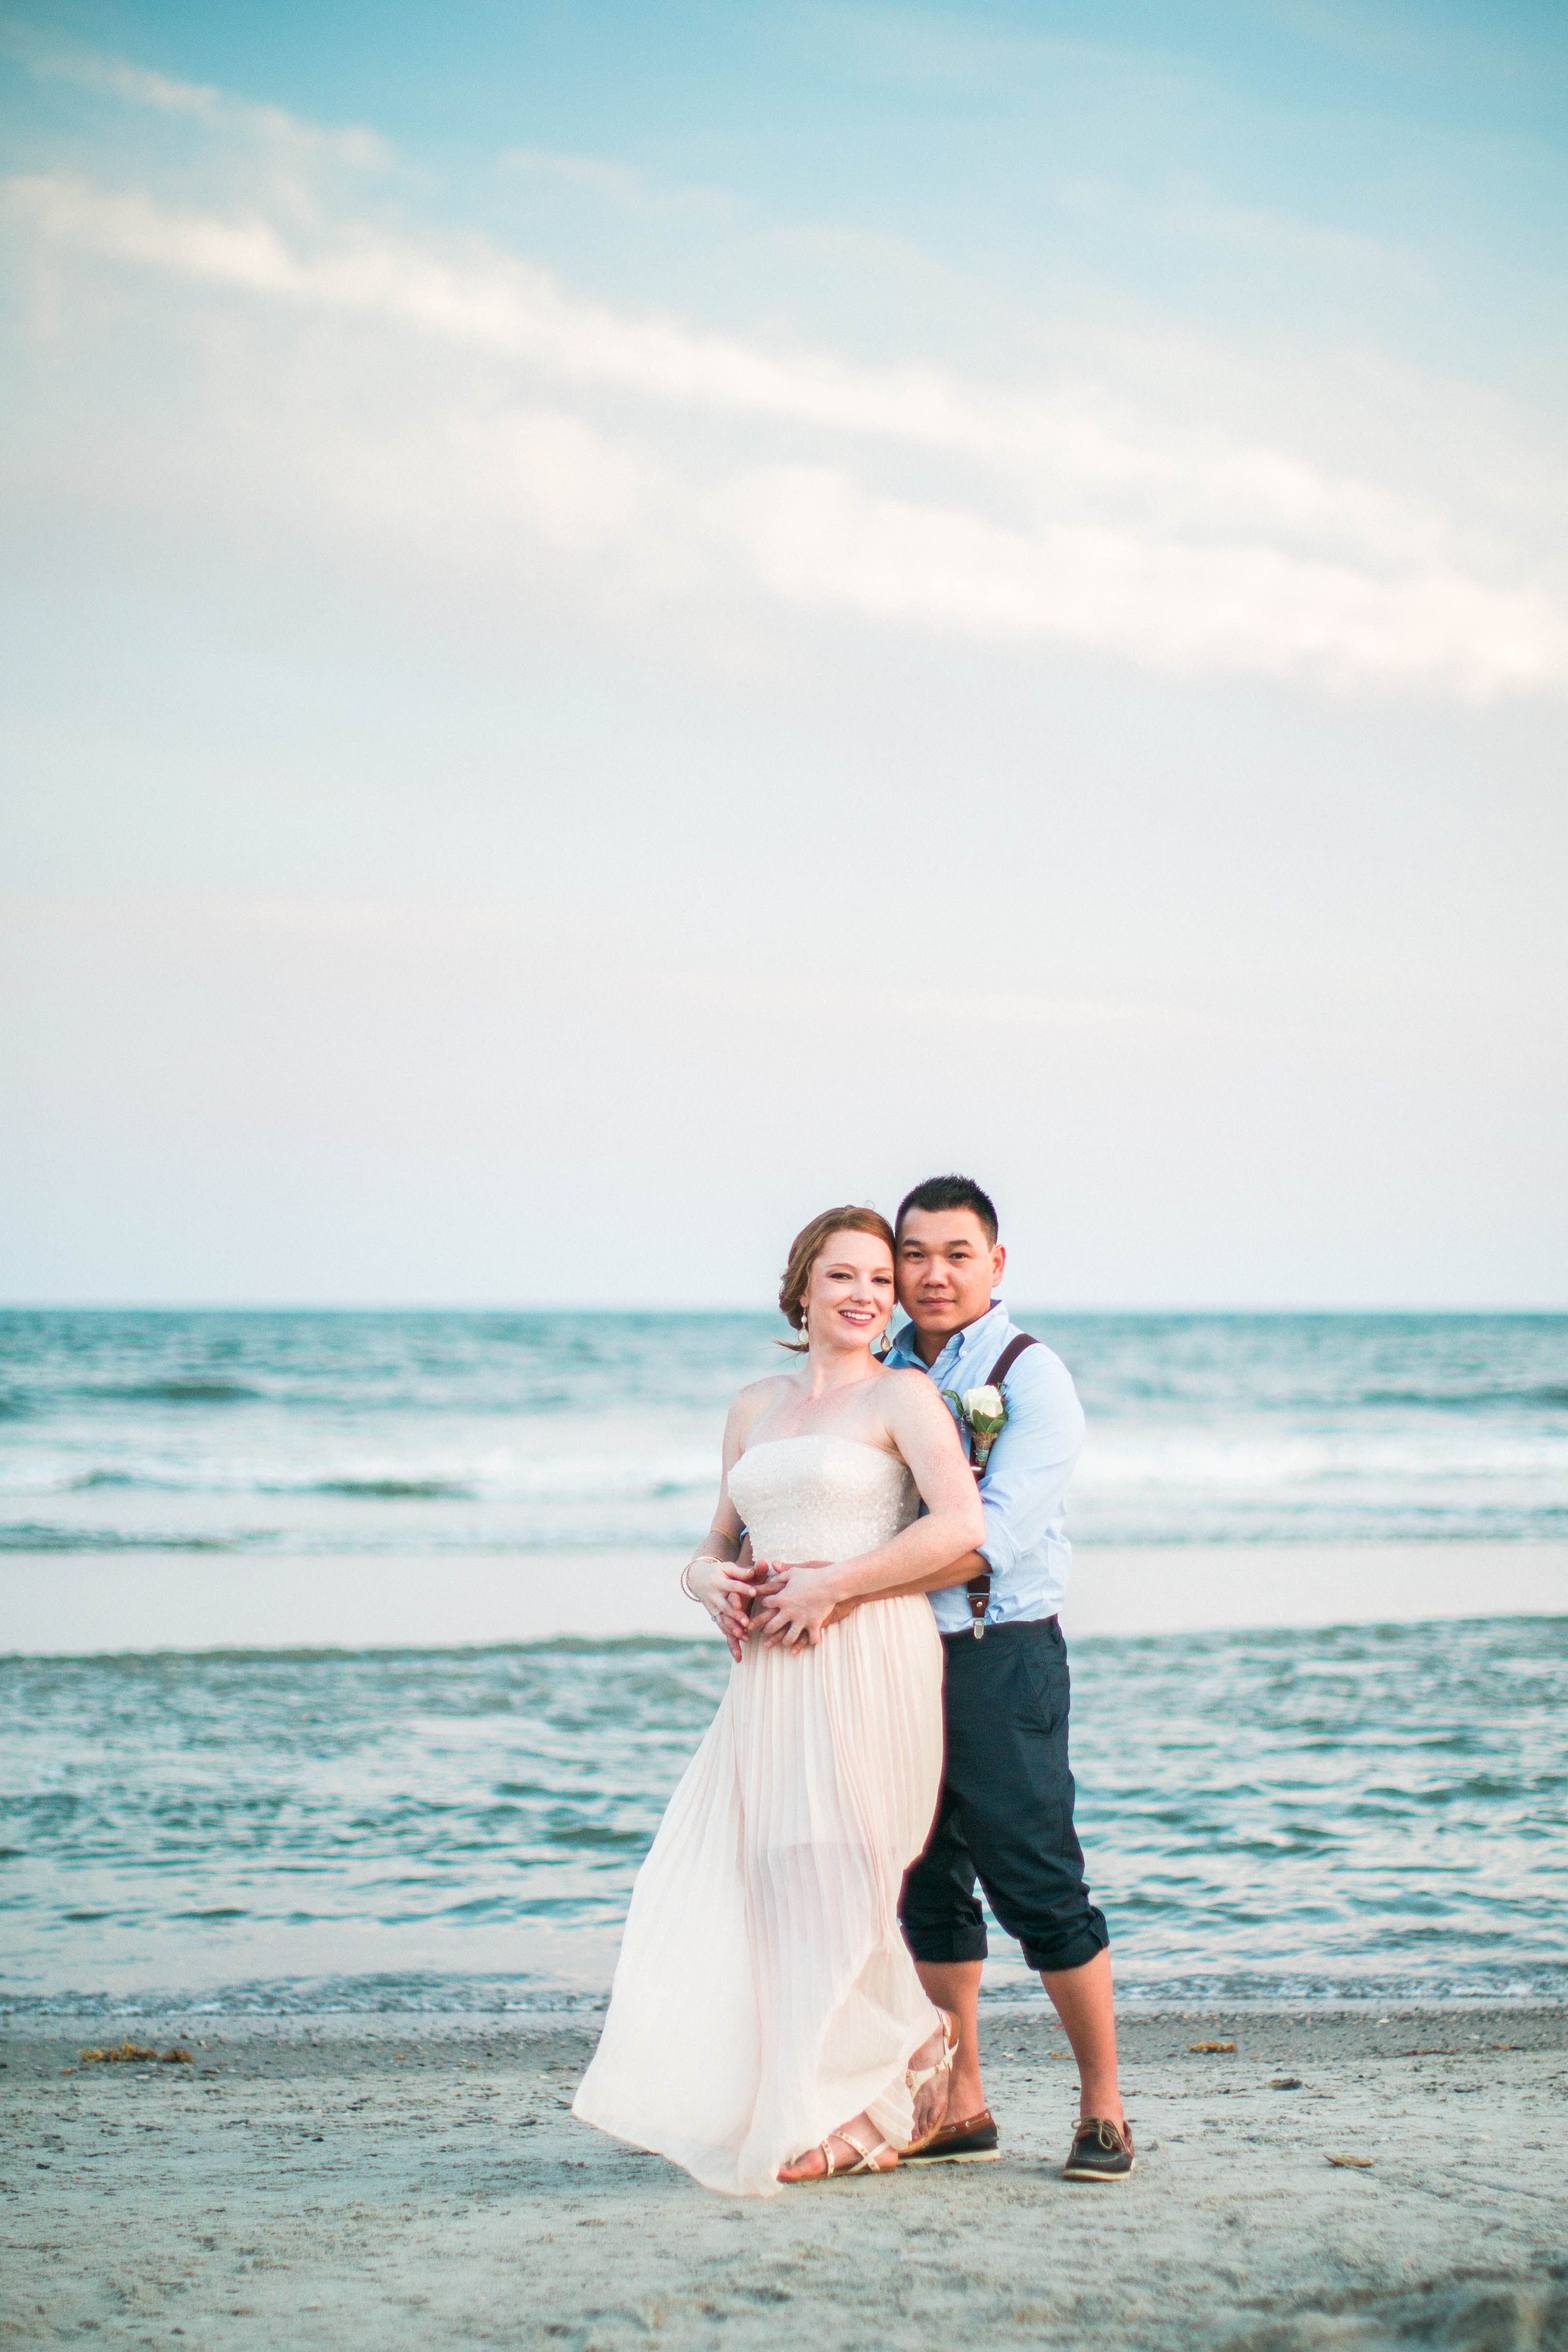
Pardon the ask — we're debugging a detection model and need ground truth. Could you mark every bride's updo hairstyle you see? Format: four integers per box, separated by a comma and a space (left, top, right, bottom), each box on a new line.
778, 1206, 896, 1352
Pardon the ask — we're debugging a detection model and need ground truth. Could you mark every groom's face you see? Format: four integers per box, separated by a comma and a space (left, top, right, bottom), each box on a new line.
895, 1210, 1006, 1338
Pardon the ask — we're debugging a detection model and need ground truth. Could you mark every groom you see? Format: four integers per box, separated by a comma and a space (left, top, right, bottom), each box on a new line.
882, 1174, 1132, 2182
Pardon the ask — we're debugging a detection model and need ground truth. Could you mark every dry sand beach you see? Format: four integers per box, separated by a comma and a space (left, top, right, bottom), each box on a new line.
4, 2006, 1565, 2351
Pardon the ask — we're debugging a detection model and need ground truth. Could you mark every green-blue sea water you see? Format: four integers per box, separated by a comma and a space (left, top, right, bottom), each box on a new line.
1, 1621, 1564, 2016
3, 1308, 1567, 1555
1, 1311, 1565, 2015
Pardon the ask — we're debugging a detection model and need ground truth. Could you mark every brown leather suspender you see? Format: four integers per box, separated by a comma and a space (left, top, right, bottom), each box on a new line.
964, 1331, 1037, 1635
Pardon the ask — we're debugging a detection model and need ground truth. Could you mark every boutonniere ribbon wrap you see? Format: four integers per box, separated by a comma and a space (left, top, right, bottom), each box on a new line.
943, 1382, 1008, 1476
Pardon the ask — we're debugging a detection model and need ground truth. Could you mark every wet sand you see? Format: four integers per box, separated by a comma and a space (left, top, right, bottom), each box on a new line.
3, 2006, 1565, 2349
3, 1541, 1564, 1652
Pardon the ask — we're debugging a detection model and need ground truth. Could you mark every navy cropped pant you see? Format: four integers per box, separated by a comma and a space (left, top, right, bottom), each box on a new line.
899, 1616, 1109, 1977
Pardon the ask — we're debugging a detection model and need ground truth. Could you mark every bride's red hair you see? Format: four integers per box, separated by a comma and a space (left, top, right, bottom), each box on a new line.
777, 1206, 896, 1351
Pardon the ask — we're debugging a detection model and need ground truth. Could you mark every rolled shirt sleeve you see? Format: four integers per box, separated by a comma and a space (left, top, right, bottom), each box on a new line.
977, 1346, 1086, 1584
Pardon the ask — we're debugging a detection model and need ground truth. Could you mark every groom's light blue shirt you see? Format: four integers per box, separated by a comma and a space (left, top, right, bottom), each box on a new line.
883, 1299, 1084, 1634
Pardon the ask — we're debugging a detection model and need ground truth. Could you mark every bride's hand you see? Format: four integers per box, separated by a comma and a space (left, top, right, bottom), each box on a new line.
757, 1561, 842, 1651
745, 1561, 821, 1640
685, 1554, 755, 1663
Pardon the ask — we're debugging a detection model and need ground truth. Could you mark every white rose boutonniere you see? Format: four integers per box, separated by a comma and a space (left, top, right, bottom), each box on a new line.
942, 1381, 1008, 1474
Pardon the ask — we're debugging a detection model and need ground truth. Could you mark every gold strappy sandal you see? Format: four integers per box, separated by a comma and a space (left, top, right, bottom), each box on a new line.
904, 2009, 960, 2153
781, 2122, 899, 2183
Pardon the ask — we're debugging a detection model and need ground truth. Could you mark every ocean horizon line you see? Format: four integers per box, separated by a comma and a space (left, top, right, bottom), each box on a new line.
5, 1300, 1568, 1319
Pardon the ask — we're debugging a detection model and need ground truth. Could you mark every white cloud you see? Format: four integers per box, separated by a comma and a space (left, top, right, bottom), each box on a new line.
19, 40, 391, 169
725, 465, 1565, 690
47, 54, 221, 118
1, 53, 1564, 697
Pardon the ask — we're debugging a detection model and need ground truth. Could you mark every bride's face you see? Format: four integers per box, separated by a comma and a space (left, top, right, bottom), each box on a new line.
801, 1232, 897, 1353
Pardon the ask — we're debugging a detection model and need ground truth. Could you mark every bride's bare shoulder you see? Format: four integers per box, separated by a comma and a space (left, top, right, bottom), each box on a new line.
878, 1364, 959, 1428
726, 1371, 797, 1431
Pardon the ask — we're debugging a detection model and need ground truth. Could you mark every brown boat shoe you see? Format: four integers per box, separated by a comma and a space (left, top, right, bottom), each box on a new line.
900, 2109, 1001, 2165
1062, 2116, 1135, 2181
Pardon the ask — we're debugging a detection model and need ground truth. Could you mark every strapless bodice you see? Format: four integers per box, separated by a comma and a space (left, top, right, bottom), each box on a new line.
726, 1434, 918, 1564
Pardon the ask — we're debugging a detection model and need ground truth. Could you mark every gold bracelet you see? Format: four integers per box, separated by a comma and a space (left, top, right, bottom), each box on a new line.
682, 1555, 727, 1604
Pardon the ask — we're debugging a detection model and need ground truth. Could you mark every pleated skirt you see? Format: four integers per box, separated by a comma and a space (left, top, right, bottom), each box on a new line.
571, 1594, 946, 2196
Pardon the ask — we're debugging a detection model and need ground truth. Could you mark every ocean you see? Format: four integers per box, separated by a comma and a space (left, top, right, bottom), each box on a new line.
1, 1309, 1566, 2019
4, 1307, 1567, 1557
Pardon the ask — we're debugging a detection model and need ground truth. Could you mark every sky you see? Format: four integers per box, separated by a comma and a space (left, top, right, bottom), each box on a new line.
1, 0, 1565, 1307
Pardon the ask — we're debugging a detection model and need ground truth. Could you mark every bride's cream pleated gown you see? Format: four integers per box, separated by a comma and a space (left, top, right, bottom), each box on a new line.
572, 1433, 946, 2196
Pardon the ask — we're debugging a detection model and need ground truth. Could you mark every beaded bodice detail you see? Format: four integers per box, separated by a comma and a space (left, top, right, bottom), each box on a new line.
727, 1435, 918, 1565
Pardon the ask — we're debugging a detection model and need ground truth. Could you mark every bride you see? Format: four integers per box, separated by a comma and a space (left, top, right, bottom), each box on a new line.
572, 1205, 984, 2196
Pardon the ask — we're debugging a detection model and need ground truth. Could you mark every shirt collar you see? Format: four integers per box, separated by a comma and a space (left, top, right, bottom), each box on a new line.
886, 1296, 1009, 1376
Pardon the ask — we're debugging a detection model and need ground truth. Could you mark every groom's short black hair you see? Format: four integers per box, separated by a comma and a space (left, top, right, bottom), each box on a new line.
895, 1175, 998, 1246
